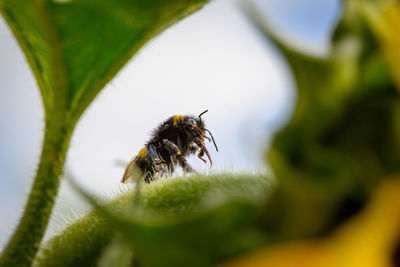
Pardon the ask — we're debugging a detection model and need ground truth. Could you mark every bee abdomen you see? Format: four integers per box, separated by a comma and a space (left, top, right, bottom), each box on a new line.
121, 147, 149, 183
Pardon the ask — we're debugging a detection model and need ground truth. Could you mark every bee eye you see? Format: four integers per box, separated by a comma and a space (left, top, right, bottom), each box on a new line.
187, 119, 196, 126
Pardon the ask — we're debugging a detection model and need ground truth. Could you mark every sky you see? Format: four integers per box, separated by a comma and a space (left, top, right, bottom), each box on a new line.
0, 0, 341, 247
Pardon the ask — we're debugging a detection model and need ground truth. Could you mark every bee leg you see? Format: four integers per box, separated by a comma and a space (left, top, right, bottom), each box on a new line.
154, 159, 167, 173
162, 161, 174, 176
182, 162, 195, 173
148, 144, 167, 176
168, 163, 174, 176
162, 139, 194, 173
162, 139, 181, 157
202, 147, 212, 166
199, 148, 212, 166
197, 150, 207, 164
194, 140, 213, 166
143, 171, 152, 183
189, 144, 207, 165
191, 125, 211, 142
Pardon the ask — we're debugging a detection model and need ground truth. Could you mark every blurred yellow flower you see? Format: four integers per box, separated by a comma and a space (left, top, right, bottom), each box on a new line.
223, 178, 400, 267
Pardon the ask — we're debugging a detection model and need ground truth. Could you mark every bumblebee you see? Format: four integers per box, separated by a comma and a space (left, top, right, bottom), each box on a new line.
121, 110, 218, 183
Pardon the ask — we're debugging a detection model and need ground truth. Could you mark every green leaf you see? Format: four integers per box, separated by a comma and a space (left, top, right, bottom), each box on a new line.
359, 0, 400, 92
33, 191, 135, 267
242, 0, 400, 241
97, 235, 134, 267
34, 174, 271, 267
0, 0, 209, 265
121, 202, 262, 267
99, 175, 272, 267
0, 0, 209, 122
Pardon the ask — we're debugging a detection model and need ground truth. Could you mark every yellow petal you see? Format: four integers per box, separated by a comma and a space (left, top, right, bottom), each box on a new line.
223, 178, 400, 267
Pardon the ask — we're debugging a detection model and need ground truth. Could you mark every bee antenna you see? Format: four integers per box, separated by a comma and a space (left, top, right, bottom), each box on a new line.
198, 110, 208, 119
204, 128, 218, 152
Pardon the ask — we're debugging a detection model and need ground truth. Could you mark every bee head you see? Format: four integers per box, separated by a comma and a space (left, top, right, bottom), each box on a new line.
183, 111, 206, 132
184, 110, 218, 152
183, 111, 205, 130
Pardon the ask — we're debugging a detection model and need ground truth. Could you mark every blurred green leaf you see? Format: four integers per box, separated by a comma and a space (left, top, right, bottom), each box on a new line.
360, 0, 400, 92
116, 175, 272, 267
243, 0, 400, 241
138, 174, 272, 215
33, 191, 135, 267
107, 202, 261, 267
97, 235, 134, 267
0, 0, 208, 122
35, 174, 271, 266
223, 178, 400, 267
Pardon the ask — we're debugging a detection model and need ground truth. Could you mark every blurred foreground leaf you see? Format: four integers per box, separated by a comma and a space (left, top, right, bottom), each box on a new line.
243, 0, 400, 241
119, 202, 260, 267
0, 0, 209, 265
97, 235, 134, 267
223, 178, 400, 267
361, 0, 400, 92
0, 0, 208, 121
35, 174, 271, 267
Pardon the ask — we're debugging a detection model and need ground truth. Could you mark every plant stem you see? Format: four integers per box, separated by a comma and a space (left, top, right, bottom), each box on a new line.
0, 115, 73, 267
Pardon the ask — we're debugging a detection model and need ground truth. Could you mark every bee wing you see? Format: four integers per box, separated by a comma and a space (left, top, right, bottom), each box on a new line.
121, 156, 138, 184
